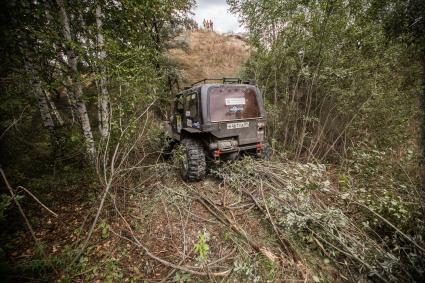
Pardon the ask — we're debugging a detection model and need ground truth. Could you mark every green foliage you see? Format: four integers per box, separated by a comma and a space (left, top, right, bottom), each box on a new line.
229, 0, 422, 161
225, 3, 425, 278
174, 272, 192, 282
231, 253, 277, 283
217, 157, 424, 281
194, 231, 209, 263
103, 260, 123, 283
0, 0, 196, 172
98, 219, 110, 239
0, 194, 12, 222
233, 258, 261, 283
342, 148, 422, 230
172, 144, 186, 170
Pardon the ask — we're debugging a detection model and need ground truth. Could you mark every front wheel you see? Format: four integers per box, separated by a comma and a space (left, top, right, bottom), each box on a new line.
180, 138, 206, 181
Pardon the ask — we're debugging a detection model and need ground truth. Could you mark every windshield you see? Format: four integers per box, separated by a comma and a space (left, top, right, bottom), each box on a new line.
209, 86, 260, 122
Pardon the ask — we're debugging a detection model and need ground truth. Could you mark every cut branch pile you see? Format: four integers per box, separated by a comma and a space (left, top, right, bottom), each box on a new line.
213, 158, 423, 281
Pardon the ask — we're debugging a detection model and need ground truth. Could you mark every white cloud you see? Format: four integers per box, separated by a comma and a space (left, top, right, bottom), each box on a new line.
192, 0, 245, 34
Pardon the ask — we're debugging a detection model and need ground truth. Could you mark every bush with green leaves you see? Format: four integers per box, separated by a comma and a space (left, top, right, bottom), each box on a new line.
229, 0, 422, 161
216, 157, 424, 281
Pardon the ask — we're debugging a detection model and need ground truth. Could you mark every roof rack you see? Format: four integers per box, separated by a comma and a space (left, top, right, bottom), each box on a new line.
190, 78, 242, 87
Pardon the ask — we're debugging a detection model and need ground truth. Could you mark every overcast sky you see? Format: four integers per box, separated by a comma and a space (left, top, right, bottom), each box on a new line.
192, 0, 244, 34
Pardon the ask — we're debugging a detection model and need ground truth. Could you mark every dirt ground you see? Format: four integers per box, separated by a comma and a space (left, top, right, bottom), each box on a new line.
1, 162, 301, 282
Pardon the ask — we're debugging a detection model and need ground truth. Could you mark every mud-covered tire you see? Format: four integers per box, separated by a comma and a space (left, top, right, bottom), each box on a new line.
180, 138, 206, 181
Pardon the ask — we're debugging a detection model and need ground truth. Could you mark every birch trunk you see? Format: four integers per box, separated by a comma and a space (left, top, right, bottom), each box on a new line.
56, 0, 96, 157
35, 80, 55, 133
96, 5, 110, 138
45, 90, 64, 126
25, 62, 55, 133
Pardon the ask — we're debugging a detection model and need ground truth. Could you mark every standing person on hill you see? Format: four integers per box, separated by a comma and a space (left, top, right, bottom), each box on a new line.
210, 20, 213, 31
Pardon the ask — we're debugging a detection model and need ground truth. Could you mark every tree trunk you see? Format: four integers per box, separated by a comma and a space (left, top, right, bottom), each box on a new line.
45, 90, 64, 126
35, 80, 55, 133
56, 0, 96, 158
96, 5, 110, 139
25, 62, 54, 134
421, 49, 425, 194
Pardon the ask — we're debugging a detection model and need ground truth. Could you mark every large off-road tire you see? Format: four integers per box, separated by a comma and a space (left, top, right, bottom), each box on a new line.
180, 138, 206, 181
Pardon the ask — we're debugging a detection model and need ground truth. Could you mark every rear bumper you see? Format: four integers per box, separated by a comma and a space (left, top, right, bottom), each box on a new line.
210, 142, 267, 163
216, 142, 264, 154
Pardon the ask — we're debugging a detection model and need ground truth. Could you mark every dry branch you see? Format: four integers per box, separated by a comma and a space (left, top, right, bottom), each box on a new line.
0, 168, 38, 244
194, 193, 280, 263
17, 185, 58, 217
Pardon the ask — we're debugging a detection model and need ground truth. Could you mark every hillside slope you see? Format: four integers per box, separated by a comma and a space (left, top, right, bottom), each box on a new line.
167, 30, 251, 85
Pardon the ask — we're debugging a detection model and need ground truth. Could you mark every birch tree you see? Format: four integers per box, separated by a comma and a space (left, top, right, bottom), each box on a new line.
56, 0, 96, 158
33, 77, 55, 135
95, 5, 110, 138
45, 90, 64, 126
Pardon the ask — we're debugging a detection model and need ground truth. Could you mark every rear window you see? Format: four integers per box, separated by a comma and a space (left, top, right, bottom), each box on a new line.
209, 87, 260, 122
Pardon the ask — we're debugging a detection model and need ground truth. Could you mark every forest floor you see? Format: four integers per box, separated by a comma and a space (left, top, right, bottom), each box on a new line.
2, 159, 342, 282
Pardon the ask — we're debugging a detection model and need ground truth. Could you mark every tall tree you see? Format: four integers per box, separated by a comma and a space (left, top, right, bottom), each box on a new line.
95, 4, 110, 139
56, 0, 96, 157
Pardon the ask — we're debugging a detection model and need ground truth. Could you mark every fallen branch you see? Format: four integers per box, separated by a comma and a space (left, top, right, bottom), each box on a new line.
0, 167, 58, 275
0, 168, 38, 244
195, 193, 280, 263
109, 226, 231, 277
109, 190, 232, 278
17, 186, 58, 217
68, 141, 120, 268
159, 259, 185, 283
258, 180, 299, 261
353, 201, 425, 253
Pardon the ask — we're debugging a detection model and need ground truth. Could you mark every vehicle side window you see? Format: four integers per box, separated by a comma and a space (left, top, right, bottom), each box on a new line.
185, 93, 198, 118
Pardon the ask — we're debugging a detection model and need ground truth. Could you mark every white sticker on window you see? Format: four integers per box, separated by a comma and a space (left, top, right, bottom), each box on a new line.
225, 98, 246, 105
229, 106, 244, 112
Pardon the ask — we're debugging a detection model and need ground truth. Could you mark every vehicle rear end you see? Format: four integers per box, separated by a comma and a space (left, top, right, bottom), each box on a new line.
200, 83, 267, 160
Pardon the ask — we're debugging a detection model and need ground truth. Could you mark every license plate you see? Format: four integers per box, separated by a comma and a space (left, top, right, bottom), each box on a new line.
227, 122, 249, 129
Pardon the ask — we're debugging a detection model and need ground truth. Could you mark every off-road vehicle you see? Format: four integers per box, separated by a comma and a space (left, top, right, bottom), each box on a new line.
165, 78, 268, 181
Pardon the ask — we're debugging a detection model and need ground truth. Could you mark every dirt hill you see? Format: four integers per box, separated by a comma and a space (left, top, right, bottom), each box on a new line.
167, 30, 251, 85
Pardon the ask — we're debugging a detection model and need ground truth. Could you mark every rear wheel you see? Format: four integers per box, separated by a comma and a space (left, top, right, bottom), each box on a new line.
180, 138, 206, 181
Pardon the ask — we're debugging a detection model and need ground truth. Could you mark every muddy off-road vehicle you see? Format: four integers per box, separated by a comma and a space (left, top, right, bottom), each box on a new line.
165, 78, 268, 181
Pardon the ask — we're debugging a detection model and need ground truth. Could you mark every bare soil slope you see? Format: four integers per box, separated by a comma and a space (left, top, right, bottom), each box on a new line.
167, 30, 251, 85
